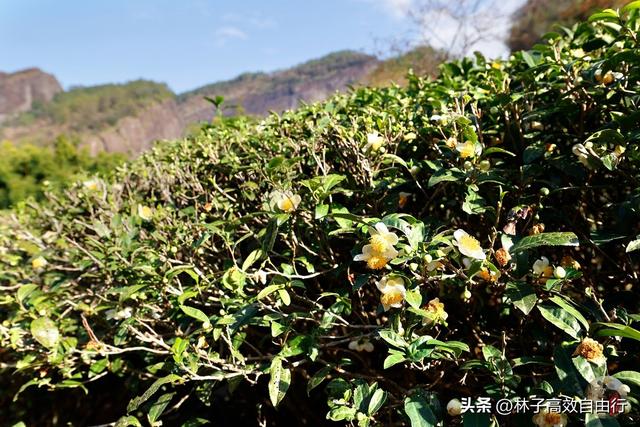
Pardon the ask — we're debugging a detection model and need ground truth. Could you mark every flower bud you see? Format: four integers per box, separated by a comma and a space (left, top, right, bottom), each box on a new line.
447, 399, 462, 416
478, 160, 491, 172
554, 266, 566, 279
404, 132, 417, 141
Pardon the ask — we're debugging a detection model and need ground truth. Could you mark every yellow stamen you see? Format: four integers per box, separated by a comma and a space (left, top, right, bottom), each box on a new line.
538, 266, 554, 284
459, 235, 481, 252
367, 254, 388, 270
280, 197, 295, 212
370, 235, 388, 253
458, 143, 475, 158
381, 291, 403, 307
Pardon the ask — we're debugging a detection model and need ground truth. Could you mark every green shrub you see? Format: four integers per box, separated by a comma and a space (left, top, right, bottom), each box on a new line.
1, 6, 640, 426
0, 137, 125, 209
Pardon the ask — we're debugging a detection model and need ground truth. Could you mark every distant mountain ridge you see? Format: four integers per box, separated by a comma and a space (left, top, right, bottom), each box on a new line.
0, 68, 62, 122
179, 51, 378, 122
0, 51, 380, 154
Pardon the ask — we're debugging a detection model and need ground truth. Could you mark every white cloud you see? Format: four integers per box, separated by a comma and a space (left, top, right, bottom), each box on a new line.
215, 26, 248, 46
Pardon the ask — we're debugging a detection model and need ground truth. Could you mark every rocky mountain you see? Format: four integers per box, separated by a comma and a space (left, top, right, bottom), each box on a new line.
0, 51, 379, 155
0, 68, 62, 122
83, 98, 185, 153
179, 51, 378, 123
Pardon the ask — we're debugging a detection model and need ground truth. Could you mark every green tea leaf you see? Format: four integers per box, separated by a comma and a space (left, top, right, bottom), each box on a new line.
30, 317, 59, 348
509, 232, 579, 254
368, 388, 387, 415
268, 357, 291, 407
404, 395, 437, 427
537, 304, 582, 339
127, 374, 181, 412
505, 282, 537, 315
592, 323, 640, 342
179, 305, 210, 324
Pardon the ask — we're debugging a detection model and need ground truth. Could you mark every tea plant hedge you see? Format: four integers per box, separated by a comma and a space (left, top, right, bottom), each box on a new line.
1, 5, 640, 426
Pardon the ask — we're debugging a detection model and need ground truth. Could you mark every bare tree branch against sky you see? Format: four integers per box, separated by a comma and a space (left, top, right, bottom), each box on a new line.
394, 0, 527, 58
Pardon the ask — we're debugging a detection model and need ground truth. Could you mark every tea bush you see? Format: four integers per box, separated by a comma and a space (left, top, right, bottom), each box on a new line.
1, 5, 640, 426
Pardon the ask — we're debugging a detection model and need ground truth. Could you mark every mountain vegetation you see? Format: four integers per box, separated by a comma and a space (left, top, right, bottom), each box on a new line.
0, 137, 125, 209
364, 46, 445, 87
508, 0, 628, 51
1, 5, 639, 426
180, 51, 377, 104
6, 80, 174, 132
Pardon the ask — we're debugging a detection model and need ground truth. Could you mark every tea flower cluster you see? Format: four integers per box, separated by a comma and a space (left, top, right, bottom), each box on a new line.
453, 229, 485, 260
376, 276, 406, 311
137, 204, 153, 221
532, 257, 556, 284
272, 191, 302, 213
32, 256, 48, 270
455, 141, 482, 159
364, 131, 385, 152
423, 297, 448, 326
353, 223, 399, 270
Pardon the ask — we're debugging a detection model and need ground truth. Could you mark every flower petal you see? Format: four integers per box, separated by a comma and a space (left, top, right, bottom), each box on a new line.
453, 229, 466, 243
383, 247, 399, 259
384, 232, 399, 245
374, 222, 389, 235
375, 277, 388, 292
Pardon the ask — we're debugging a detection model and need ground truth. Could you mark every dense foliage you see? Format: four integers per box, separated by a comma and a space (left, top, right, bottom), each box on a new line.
6, 80, 173, 132
2, 5, 640, 427
0, 137, 125, 209
508, 0, 627, 51
365, 46, 445, 87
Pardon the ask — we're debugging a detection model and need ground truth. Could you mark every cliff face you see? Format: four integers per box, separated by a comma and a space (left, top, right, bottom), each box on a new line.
84, 99, 185, 155
0, 68, 62, 122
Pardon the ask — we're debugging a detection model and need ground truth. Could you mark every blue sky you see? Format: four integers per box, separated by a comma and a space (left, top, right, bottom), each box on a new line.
0, 0, 522, 93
